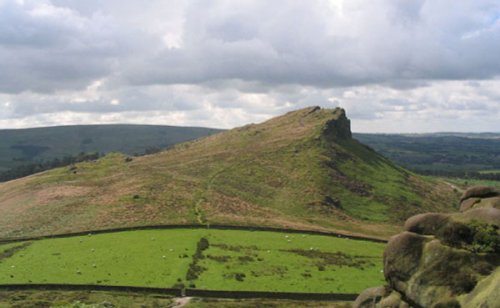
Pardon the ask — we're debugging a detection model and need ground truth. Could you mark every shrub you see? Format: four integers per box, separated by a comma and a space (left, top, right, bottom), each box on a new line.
198, 238, 209, 251
235, 273, 246, 281
469, 221, 500, 253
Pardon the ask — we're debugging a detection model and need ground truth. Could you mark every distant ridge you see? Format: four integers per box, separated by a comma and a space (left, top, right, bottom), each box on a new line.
0, 124, 222, 172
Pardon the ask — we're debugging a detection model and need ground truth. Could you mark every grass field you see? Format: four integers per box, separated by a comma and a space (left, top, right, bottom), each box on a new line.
0, 229, 385, 294
437, 177, 500, 189
479, 169, 500, 175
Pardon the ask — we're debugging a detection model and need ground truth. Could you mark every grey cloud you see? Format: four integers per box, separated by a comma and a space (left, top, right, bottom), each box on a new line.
3, 0, 500, 93
116, 0, 500, 90
1, 0, 500, 132
0, 0, 130, 94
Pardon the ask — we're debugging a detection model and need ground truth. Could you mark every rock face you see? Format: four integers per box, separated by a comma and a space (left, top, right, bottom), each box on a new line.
322, 108, 352, 140
355, 186, 500, 308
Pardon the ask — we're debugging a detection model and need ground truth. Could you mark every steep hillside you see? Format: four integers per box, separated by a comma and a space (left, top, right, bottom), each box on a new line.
0, 107, 458, 239
0, 124, 221, 172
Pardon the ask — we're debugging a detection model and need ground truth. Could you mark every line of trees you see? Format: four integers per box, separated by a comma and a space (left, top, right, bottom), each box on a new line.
0, 145, 170, 183
0, 152, 100, 182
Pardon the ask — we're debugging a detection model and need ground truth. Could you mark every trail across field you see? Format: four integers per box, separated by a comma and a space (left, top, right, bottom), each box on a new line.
0, 228, 385, 294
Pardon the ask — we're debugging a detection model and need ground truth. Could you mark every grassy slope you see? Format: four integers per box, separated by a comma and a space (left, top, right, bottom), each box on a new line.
0, 229, 385, 293
0, 107, 458, 239
0, 124, 221, 172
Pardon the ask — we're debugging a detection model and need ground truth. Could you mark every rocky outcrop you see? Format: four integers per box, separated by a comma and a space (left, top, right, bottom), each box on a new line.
322, 108, 352, 140
355, 186, 500, 308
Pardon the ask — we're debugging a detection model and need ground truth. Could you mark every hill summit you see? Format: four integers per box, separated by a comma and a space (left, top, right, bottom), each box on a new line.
0, 107, 457, 239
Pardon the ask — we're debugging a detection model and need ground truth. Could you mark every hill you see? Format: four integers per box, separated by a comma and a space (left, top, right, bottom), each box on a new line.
0, 107, 458, 239
354, 133, 500, 174
0, 124, 221, 172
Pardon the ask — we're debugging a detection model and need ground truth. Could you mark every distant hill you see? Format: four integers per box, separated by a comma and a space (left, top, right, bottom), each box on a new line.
354, 133, 500, 174
0, 107, 458, 239
0, 125, 222, 172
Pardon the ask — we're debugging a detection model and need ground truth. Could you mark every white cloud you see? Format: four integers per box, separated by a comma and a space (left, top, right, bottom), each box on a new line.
0, 0, 499, 132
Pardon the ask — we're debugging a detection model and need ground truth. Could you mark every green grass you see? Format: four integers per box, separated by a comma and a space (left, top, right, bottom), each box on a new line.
0, 229, 385, 294
479, 169, 500, 175
0, 230, 198, 287
194, 230, 385, 293
436, 177, 500, 189
0, 242, 22, 255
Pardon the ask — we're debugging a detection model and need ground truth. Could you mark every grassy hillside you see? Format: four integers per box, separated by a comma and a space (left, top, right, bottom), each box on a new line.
0, 124, 221, 172
0, 229, 385, 293
0, 107, 458, 239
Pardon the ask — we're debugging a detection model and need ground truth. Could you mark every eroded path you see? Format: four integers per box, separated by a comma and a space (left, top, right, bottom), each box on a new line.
172, 297, 192, 308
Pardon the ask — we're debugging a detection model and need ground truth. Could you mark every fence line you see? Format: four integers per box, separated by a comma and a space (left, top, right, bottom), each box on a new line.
0, 224, 387, 244
184, 288, 358, 301
0, 284, 181, 296
0, 284, 358, 301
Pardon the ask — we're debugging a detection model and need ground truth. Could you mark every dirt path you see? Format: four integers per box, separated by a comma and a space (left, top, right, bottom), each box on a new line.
194, 167, 227, 224
444, 181, 463, 193
171, 297, 192, 308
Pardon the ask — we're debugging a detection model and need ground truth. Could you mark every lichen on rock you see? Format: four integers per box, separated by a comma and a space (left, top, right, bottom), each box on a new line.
354, 186, 500, 308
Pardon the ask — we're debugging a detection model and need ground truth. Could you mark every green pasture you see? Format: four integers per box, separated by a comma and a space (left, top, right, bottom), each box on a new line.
479, 169, 500, 175
0, 229, 385, 294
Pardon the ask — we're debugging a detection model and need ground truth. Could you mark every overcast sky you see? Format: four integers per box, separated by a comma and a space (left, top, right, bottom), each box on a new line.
1, 0, 499, 132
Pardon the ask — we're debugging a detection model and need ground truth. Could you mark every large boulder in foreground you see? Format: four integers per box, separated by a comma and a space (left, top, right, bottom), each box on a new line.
354, 186, 500, 308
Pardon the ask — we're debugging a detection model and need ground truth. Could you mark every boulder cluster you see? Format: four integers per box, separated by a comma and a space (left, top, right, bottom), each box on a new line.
354, 186, 500, 308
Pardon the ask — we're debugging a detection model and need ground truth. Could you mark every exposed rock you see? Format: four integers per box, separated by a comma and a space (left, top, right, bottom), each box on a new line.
404, 213, 449, 235
377, 291, 410, 308
473, 196, 500, 210
461, 207, 500, 226
384, 232, 429, 292
460, 186, 499, 202
461, 196, 500, 212
322, 108, 352, 140
458, 267, 500, 308
353, 286, 388, 308
355, 186, 500, 307
459, 197, 480, 212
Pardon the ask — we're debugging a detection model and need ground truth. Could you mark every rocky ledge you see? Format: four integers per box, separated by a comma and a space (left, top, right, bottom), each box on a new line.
354, 186, 500, 308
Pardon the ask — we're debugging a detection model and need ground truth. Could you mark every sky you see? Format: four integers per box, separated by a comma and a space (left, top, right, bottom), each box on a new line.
1, 0, 500, 133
